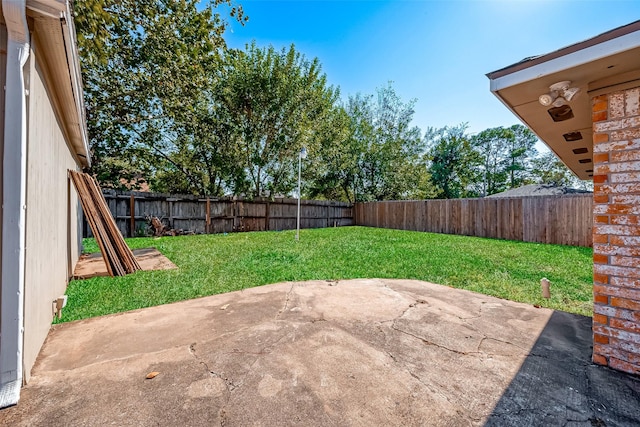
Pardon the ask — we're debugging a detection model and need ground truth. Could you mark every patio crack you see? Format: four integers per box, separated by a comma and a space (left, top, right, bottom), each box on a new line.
189, 343, 241, 393
391, 324, 472, 356
275, 283, 296, 320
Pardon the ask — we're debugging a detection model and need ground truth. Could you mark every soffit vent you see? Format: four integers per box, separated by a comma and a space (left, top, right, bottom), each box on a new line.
548, 105, 574, 122
563, 131, 583, 141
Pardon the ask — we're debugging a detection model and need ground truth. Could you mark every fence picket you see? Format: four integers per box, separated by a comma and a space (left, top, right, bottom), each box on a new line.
354, 195, 593, 247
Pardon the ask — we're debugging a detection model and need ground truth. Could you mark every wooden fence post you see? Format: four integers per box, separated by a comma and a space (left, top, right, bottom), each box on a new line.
129, 194, 135, 237
265, 201, 270, 231
206, 197, 211, 234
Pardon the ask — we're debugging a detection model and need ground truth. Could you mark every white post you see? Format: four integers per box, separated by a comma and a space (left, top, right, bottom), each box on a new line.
296, 147, 306, 241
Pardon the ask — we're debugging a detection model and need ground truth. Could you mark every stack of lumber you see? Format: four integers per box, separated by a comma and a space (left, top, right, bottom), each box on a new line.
69, 170, 141, 276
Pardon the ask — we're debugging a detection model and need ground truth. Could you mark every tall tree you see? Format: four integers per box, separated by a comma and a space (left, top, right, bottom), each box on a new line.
503, 124, 538, 189
426, 124, 480, 199
470, 125, 538, 196
220, 43, 338, 197
530, 151, 592, 189
74, 0, 247, 191
470, 127, 509, 196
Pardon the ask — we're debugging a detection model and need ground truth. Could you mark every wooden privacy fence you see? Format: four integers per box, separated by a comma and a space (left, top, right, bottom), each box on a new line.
85, 190, 353, 238
354, 194, 593, 247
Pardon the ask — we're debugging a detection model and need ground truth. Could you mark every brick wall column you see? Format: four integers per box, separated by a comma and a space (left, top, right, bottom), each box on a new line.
591, 86, 640, 375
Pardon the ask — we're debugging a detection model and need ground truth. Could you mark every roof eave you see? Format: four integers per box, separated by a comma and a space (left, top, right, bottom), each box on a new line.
26, 0, 91, 167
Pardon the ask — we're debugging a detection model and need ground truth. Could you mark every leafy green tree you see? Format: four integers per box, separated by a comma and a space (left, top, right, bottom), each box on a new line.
74, 0, 247, 192
470, 127, 509, 196
530, 151, 583, 188
470, 125, 538, 196
220, 43, 338, 197
305, 105, 360, 202
426, 124, 480, 199
361, 84, 427, 200
503, 124, 538, 188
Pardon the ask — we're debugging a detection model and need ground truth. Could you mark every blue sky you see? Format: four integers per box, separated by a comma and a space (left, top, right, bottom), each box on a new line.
222, 0, 639, 140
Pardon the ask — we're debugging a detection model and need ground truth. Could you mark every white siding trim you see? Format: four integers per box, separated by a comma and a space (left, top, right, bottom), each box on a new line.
0, 0, 29, 408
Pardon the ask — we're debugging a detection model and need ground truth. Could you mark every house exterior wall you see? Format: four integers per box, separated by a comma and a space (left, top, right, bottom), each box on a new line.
591, 85, 640, 375
22, 39, 82, 381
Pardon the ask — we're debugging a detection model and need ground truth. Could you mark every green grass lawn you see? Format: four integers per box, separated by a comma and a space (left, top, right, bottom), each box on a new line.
60, 226, 593, 323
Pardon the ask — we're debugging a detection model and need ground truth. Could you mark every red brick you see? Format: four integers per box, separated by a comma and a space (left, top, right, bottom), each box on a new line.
611, 255, 640, 267
594, 344, 640, 366
594, 204, 640, 215
593, 313, 608, 325
594, 244, 640, 257
594, 215, 609, 224
594, 273, 609, 285
594, 194, 609, 203
594, 264, 640, 279
610, 93, 626, 118
593, 94, 609, 103
593, 324, 640, 344
610, 128, 640, 141
594, 140, 640, 154
592, 353, 608, 366
593, 133, 609, 143
611, 297, 640, 311
594, 284, 640, 301
592, 98, 608, 112
609, 357, 640, 375
594, 304, 640, 322
594, 333, 610, 344
594, 294, 609, 304
610, 172, 640, 183
593, 234, 609, 244
611, 194, 640, 204
593, 174, 607, 184
597, 183, 640, 194
598, 160, 640, 173
610, 235, 640, 247
593, 153, 609, 164
592, 111, 608, 122
611, 150, 640, 163
610, 318, 640, 334
594, 224, 640, 236
610, 337, 640, 354
610, 215, 640, 225
593, 253, 608, 264
608, 278, 640, 294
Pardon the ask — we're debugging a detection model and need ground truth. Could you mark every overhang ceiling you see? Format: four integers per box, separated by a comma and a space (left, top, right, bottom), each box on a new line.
1, 1, 90, 167
487, 20, 640, 181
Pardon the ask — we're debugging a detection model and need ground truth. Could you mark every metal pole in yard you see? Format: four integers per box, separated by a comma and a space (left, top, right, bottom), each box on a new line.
296, 147, 307, 241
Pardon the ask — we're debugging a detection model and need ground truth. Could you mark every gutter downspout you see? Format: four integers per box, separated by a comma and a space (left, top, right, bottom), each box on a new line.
0, 0, 30, 408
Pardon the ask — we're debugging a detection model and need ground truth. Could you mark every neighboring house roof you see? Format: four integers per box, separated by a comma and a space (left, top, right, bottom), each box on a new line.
485, 184, 591, 198
2, 0, 91, 167
486, 20, 640, 181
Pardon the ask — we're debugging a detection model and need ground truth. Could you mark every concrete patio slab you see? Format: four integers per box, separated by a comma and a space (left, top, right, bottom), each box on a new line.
1, 279, 638, 426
